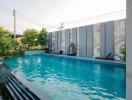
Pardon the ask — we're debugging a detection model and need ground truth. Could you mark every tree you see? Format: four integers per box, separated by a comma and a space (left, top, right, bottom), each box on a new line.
0, 28, 19, 56
21, 29, 38, 49
0, 27, 11, 37
38, 28, 48, 48
0, 37, 12, 55
0, 27, 11, 55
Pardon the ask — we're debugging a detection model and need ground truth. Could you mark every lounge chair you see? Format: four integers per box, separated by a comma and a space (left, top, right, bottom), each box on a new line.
58, 50, 63, 54
95, 53, 114, 60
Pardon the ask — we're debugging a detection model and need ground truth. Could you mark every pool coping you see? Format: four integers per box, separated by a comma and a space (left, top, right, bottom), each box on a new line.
42, 53, 126, 67
22, 52, 126, 67
11, 71, 50, 100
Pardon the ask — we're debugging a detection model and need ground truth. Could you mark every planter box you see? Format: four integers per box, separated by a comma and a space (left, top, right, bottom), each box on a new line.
24, 50, 45, 55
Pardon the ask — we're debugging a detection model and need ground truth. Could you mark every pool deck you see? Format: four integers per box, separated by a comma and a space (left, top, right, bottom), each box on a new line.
0, 89, 3, 100
127, 74, 132, 100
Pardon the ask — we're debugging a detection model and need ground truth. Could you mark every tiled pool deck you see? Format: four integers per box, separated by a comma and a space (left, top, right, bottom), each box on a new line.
127, 74, 132, 100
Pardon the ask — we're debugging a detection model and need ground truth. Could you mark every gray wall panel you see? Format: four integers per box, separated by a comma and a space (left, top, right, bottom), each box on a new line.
79, 26, 87, 57
105, 21, 114, 55
48, 32, 52, 50
65, 29, 70, 54
72, 28, 77, 47
55, 31, 58, 53
100, 23, 106, 57
57, 31, 62, 52
86, 25, 93, 58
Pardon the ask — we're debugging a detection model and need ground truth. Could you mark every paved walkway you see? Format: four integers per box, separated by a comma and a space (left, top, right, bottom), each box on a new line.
0, 96, 2, 100
0, 90, 2, 100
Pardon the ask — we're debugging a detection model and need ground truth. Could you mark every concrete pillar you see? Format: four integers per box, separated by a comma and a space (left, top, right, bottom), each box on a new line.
65, 29, 70, 54
127, 0, 132, 76
79, 26, 87, 57
86, 25, 93, 58
126, 0, 132, 99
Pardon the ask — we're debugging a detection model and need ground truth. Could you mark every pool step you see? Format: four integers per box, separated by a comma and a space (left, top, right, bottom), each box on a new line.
0, 66, 41, 100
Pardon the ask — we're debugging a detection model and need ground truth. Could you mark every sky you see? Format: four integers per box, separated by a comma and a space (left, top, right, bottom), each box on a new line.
0, 0, 126, 34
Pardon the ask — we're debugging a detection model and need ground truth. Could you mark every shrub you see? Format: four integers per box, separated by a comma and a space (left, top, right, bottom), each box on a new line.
44, 48, 49, 53
12, 49, 23, 56
120, 45, 126, 61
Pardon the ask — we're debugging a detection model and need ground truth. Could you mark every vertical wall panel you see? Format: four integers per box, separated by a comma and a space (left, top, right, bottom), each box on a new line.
105, 21, 114, 56
72, 28, 77, 47
48, 32, 52, 50
79, 26, 87, 57
65, 29, 70, 54
86, 25, 93, 58
61, 30, 66, 54
55, 31, 58, 53
57, 31, 62, 52
100, 23, 106, 57
77, 28, 80, 56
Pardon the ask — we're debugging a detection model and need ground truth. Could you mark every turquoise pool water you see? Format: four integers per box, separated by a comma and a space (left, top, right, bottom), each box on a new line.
4, 54, 126, 100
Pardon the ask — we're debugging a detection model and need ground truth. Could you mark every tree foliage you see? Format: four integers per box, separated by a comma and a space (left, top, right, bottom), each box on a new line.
38, 28, 48, 48
21, 29, 38, 49
0, 27, 19, 56
0, 27, 11, 37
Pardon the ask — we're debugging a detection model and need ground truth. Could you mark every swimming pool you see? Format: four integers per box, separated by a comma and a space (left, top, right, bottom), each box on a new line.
3, 54, 126, 100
